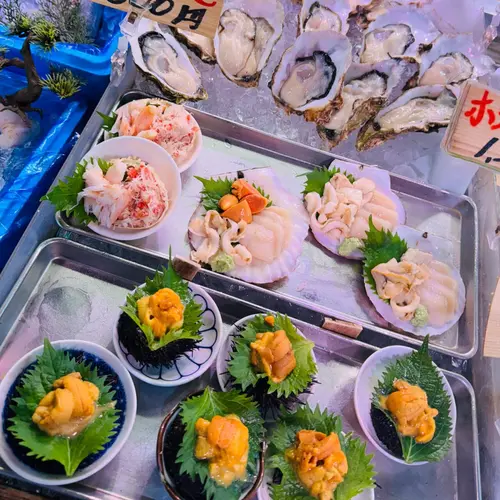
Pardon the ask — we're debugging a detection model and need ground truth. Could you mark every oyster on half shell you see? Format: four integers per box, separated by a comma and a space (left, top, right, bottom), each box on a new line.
299, 0, 351, 35
359, 6, 439, 63
318, 58, 418, 147
270, 30, 352, 123
214, 0, 285, 87
419, 34, 495, 87
170, 28, 216, 64
130, 22, 207, 102
356, 85, 457, 150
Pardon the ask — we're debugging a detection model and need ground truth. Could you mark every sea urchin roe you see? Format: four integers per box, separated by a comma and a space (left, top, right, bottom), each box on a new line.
32, 372, 100, 437
286, 429, 348, 500
250, 330, 296, 383
194, 414, 249, 487
137, 288, 185, 339
380, 379, 439, 444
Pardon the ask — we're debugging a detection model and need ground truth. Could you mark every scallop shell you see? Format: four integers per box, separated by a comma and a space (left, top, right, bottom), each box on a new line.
130, 21, 207, 103
356, 84, 457, 151
299, 0, 352, 35
306, 159, 406, 260
270, 30, 352, 123
364, 225, 466, 337
359, 5, 440, 64
214, 0, 285, 87
419, 33, 496, 87
317, 58, 418, 147
189, 168, 309, 285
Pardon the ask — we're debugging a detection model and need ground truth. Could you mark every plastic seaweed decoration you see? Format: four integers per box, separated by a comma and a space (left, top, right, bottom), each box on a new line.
42, 67, 85, 99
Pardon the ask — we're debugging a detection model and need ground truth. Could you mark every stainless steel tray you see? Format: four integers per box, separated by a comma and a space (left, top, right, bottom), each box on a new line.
0, 238, 481, 500
56, 90, 478, 359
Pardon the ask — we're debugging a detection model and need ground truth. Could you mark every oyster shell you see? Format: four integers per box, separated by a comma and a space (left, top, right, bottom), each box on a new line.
170, 28, 216, 65
318, 58, 417, 146
359, 6, 439, 63
419, 34, 495, 86
356, 85, 457, 151
299, 0, 351, 35
130, 22, 207, 102
270, 30, 352, 123
214, 0, 285, 88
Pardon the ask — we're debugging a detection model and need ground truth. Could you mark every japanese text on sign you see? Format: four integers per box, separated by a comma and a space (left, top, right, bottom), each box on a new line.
91, 0, 223, 38
443, 81, 500, 171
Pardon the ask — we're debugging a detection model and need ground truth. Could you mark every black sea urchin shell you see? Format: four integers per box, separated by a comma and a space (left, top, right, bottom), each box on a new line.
117, 312, 199, 368
370, 404, 403, 458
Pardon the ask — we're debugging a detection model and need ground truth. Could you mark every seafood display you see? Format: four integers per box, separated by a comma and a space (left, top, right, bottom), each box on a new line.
356, 85, 457, 151
266, 405, 375, 499
218, 313, 317, 414
303, 163, 405, 259
101, 98, 202, 171
214, 0, 285, 87
158, 387, 265, 500
270, 30, 352, 123
355, 339, 455, 465
114, 265, 223, 386
130, 21, 207, 103
362, 224, 466, 336
188, 168, 308, 284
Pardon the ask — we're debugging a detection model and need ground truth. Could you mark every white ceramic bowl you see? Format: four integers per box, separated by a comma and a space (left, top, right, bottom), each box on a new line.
105, 99, 203, 173
216, 314, 317, 393
81, 136, 181, 241
114, 283, 224, 387
0, 340, 137, 486
354, 345, 457, 466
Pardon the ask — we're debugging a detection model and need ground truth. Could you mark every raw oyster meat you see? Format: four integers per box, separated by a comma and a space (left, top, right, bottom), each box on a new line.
130, 22, 207, 102
299, 0, 351, 35
270, 30, 352, 123
359, 6, 439, 63
214, 0, 285, 87
419, 34, 495, 86
356, 85, 457, 150
318, 58, 417, 146
170, 28, 216, 64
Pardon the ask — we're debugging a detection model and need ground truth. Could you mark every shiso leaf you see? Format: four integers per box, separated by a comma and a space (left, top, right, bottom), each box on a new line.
362, 216, 408, 294
121, 264, 203, 352
372, 336, 453, 463
40, 159, 107, 225
177, 387, 265, 500
97, 111, 118, 132
194, 175, 272, 213
227, 314, 317, 399
8, 339, 119, 477
268, 405, 375, 500
301, 166, 356, 196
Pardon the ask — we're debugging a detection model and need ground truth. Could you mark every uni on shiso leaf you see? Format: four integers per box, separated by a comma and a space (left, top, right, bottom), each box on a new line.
371, 336, 453, 464
173, 387, 265, 500
226, 313, 317, 416
117, 260, 204, 368
7, 339, 119, 477
268, 404, 376, 500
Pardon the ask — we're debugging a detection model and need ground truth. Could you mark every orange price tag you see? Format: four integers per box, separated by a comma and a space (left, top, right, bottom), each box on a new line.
91, 0, 223, 38
443, 81, 500, 173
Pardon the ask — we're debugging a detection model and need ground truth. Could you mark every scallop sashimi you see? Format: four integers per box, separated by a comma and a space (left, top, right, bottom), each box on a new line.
363, 224, 466, 336
188, 168, 308, 284
303, 161, 405, 259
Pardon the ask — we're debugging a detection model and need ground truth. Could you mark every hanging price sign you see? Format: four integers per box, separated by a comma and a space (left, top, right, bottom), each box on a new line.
92, 0, 223, 38
443, 81, 500, 173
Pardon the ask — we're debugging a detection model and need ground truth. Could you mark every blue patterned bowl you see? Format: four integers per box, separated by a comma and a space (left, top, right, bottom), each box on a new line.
0, 340, 137, 486
113, 283, 224, 387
